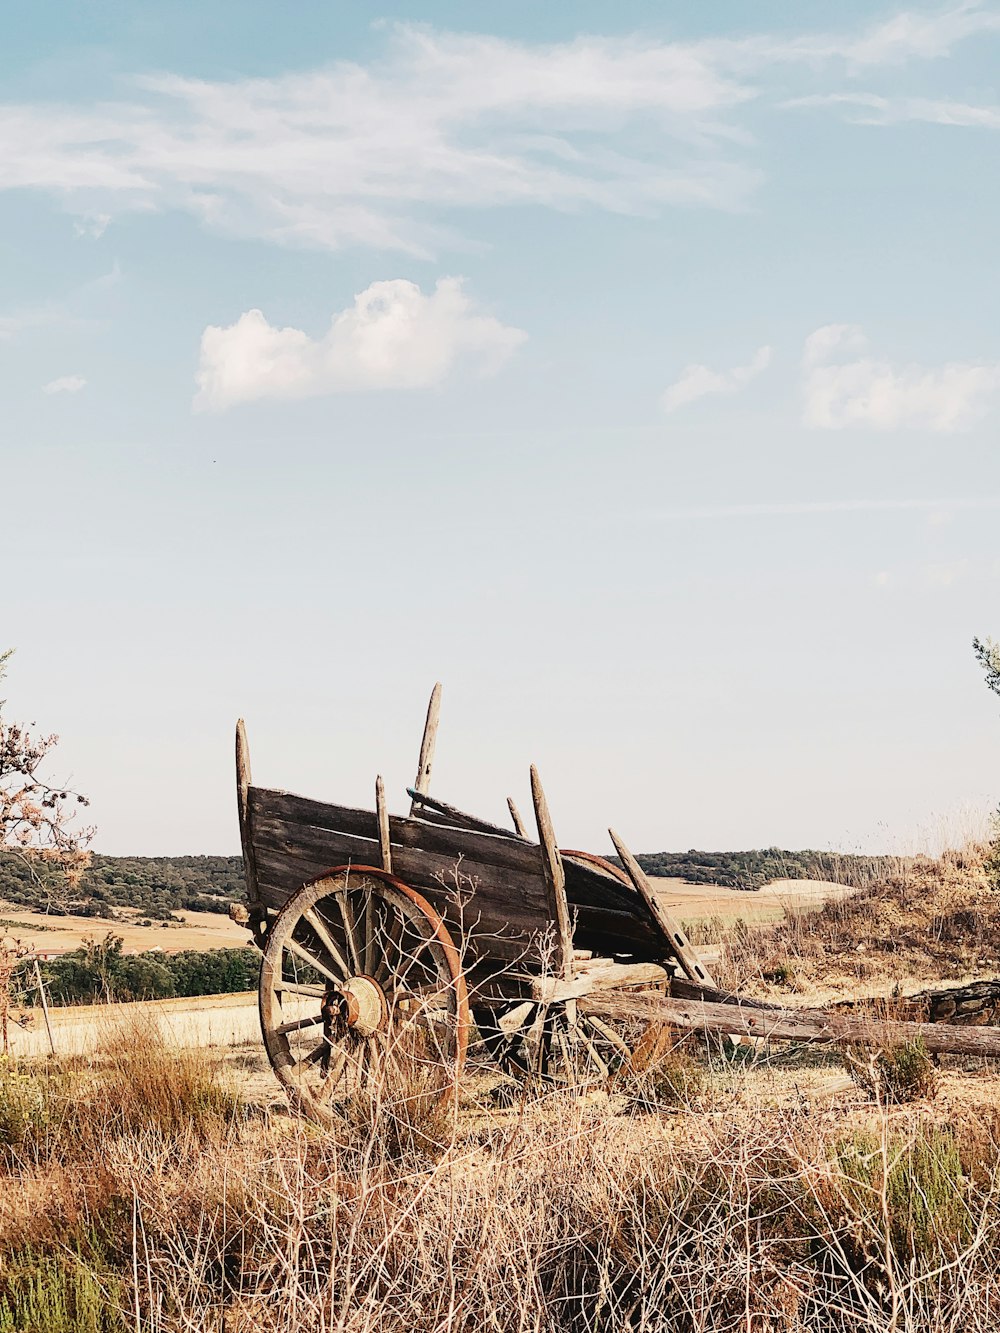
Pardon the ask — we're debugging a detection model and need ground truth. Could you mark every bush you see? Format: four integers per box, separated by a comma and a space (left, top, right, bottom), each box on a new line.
846, 1037, 938, 1104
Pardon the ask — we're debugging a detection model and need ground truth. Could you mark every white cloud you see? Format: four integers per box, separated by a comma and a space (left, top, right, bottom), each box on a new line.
1, 10, 995, 255
662, 345, 771, 413
42, 374, 87, 394
785, 92, 1000, 129
801, 325, 1000, 431
195, 277, 526, 411
73, 212, 111, 239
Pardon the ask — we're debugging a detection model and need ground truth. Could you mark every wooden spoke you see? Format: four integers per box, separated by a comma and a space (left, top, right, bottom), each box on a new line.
320, 1047, 349, 1096
288, 1043, 326, 1079
587, 1016, 633, 1058
274, 981, 326, 999
363, 888, 375, 975
335, 893, 363, 975
302, 908, 351, 978
374, 911, 405, 986
284, 937, 342, 986
276, 1013, 325, 1037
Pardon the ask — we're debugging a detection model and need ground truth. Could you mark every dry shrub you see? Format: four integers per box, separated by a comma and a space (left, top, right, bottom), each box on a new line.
4, 1031, 1000, 1330
86, 1014, 245, 1140
846, 1038, 938, 1105
720, 844, 999, 993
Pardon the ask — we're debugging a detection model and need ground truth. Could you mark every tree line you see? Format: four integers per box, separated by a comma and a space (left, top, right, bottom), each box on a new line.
14, 934, 260, 1005
0, 851, 243, 920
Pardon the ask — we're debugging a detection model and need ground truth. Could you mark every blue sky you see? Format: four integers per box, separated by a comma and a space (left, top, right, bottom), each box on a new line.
3, 1, 1000, 856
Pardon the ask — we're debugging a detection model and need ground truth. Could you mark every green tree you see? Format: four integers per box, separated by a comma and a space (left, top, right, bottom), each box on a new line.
974, 636, 1000, 889
974, 636, 1000, 701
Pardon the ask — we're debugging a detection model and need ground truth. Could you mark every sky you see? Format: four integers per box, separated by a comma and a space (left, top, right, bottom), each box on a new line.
2, 0, 1000, 857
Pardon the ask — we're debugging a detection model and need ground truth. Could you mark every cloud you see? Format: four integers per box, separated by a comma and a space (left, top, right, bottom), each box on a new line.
42, 374, 87, 394
195, 277, 525, 411
73, 212, 111, 239
801, 324, 1000, 431
662, 345, 771, 413
2, 10, 996, 255
785, 92, 1000, 128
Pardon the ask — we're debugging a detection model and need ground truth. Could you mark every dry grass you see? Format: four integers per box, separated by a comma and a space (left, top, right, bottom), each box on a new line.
718, 844, 1000, 998
2, 1014, 1000, 1331
2, 843, 1000, 1329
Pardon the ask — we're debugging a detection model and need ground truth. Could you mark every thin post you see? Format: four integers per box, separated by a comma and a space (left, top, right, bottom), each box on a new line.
34, 959, 55, 1056
376, 774, 392, 874
409, 682, 442, 815
609, 828, 716, 988
236, 719, 260, 907
530, 766, 573, 980
507, 796, 528, 838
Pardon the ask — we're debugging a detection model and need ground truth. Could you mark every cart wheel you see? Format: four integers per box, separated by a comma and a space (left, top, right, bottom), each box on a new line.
259, 867, 470, 1129
475, 1000, 635, 1090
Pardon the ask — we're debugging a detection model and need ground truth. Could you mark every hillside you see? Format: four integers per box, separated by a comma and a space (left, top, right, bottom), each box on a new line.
632, 847, 903, 891
0, 851, 243, 921
722, 842, 1000, 997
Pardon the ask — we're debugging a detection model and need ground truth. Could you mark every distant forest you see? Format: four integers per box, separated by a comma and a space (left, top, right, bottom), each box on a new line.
630, 848, 902, 892
0, 846, 900, 920
0, 852, 243, 920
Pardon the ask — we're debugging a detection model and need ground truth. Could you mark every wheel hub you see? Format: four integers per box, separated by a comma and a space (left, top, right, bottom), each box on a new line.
328, 975, 388, 1038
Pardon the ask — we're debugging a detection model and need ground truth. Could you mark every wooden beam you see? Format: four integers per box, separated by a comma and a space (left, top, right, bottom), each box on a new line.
530, 765, 573, 980
507, 797, 528, 839
579, 990, 1000, 1058
235, 719, 260, 907
409, 682, 442, 815
533, 959, 671, 1003
609, 828, 716, 989
375, 774, 392, 874
407, 787, 519, 839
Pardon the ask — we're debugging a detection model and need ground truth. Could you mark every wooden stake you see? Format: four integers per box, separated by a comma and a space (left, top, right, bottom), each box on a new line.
608, 828, 716, 988
34, 959, 55, 1056
409, 682, 442, 815
530, 766, 573, 981
235, 720, 261, 907
376, 774, 392, 874
507, 796, 528, 838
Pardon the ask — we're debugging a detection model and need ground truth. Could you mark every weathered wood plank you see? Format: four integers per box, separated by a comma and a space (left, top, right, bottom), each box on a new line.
235, 720, 260, 907
410, 682, 442, 814
609, 829, 716, 988
530, 766, 573, 979
250, 788, 546, 877
580, 990, 1000, 1057
534, 960, 671, 1003
407, 788, 520, 839
252, 827, 550, 965
375, 774, 392, 874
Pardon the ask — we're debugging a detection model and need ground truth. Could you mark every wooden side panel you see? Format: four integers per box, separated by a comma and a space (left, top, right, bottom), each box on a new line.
248, 786, 678, 968
249, 787, 552, 963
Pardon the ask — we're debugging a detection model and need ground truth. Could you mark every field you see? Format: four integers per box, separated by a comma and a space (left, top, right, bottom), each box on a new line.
0, 906, 249, 955
2, 852, 1000, 1331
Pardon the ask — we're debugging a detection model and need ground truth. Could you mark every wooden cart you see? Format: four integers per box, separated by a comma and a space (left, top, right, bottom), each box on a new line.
234, 685, 719, 1125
